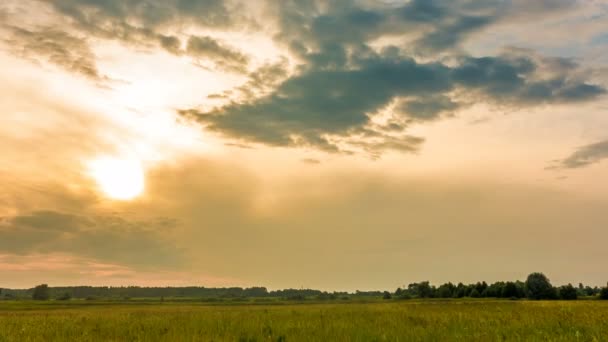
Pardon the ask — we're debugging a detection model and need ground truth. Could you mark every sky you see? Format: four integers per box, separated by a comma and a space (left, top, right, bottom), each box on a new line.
1, 0, 608, 291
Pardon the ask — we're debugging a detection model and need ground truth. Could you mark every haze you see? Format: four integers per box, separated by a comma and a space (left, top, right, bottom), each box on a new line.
1, 0, 608, 291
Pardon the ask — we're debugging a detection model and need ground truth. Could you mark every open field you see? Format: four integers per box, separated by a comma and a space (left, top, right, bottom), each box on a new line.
1, 300, 607, 341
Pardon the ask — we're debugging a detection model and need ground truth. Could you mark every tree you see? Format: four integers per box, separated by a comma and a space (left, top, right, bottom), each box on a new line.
57, 292, 72, 301
600, 284, 608, 300
502, 282, 519, 298
382, 291, 392, 300
525, 273, 556, 300
436, 283, 455, 298
408, 282, 433, 298
558, 284, 577, 300
32, 284, 50, 300
395, 288, 403, 297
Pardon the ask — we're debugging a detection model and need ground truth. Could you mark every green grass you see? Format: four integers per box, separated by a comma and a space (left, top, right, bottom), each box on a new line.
0, 300, 607, 341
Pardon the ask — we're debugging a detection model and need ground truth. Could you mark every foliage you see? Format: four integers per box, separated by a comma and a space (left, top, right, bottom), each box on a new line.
32, 284, 50, 301
558, 284, 578, 300
1, 273, 604, 301
57, 292, 72, 301
600, 284, 608, 300
525, 273, 557, 300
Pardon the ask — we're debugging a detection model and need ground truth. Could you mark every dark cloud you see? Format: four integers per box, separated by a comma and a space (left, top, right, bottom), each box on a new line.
556, 139, 608, 169
48, 0, 232, 33
23, 0, 251, 74
2, 26, 104, 81
0, 211, 183, 268
186, 36, 249, 73
176, 0, 604, 155
182, 49, 605, 153
398, 95, 461, 122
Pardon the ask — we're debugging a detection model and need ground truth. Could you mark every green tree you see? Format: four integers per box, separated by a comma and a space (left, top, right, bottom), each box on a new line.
57, 292, 72, 301
502, 282, 519, 298
525, 273, 556, 300
558, 284, 577, 300
32, 284, 50, 301
600, 284, 608, 300
382, 291, 392, 300
408, 282, 433, 298
436, 283, 455, 298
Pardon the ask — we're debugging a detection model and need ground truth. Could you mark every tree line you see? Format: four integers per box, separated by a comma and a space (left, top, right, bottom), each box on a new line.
389, 273, 607, 301
2, 273, 607, 301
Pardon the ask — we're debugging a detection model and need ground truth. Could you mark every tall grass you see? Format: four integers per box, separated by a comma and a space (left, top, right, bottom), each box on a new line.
0, 300, 607, 341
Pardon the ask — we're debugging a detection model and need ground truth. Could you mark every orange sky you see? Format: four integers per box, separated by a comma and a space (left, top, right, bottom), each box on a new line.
0, 0, 607, 290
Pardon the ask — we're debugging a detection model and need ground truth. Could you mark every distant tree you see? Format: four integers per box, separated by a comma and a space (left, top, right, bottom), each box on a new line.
469, 288, 481, 298
558, 284, 577, 300
483, 282, 504, 298
436, 283, 455, 298
32, 284, 50, 300
57, 292, 72, 301
382, 291, 392, 300
502, 282, 521, 298
408, 282, 433, 298
454, 283, 467, 298
395, 288, 403, 297
525, 273, 557, 300
475, 282, 488, 296
600, 284, 608, 300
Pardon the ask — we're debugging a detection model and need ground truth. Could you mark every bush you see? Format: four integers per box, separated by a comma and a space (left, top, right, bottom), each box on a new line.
382, 291, 392, 300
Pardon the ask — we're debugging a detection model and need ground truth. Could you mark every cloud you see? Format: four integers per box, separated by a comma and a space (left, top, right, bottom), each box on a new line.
186, 35, 249, 73
0, 210, 183, 269
2, 26, 104, 81
182, 48, 605, 154
556, 139, 608, 169
174, 1, 605, 155
47, 0, 233, 34
0, 0, 253, 76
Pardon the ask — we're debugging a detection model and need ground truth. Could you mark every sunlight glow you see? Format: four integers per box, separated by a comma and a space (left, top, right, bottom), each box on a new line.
89, 157, 145, 200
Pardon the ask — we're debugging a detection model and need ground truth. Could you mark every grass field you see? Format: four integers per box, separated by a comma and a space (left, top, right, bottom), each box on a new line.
1, 300, 607, 341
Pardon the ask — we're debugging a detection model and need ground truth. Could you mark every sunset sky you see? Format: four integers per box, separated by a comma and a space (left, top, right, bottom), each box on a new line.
1, 0, 608, 290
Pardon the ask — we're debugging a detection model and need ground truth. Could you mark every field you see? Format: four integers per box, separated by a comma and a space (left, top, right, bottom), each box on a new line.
1, 300, 607, 341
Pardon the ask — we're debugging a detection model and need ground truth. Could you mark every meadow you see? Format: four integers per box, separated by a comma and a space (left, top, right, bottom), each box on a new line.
1, 299, 607, 341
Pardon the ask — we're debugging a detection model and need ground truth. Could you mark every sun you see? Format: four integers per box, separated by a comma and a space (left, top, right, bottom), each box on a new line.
89, 157, 145, 200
